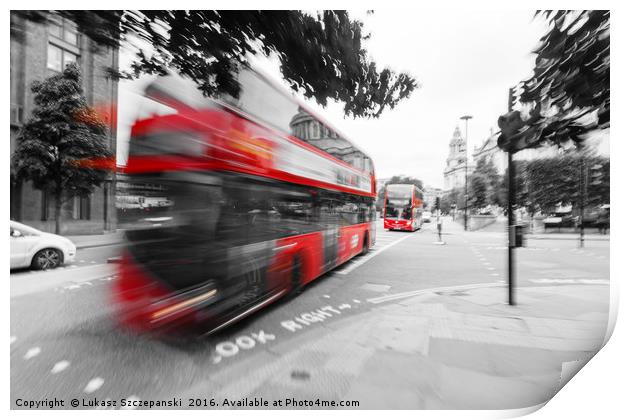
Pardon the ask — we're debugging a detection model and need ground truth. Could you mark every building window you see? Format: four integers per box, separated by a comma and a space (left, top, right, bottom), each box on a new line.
10, 103, 24, 126
47, 43, 79, 72
48, 17, 79, 46
47, 44, 63, 72
73, 195, 91, 220
47, 17, 80, 73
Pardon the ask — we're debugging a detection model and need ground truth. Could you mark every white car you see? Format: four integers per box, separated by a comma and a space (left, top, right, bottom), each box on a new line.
10, 221, 77, 270
422, 211, 433, 223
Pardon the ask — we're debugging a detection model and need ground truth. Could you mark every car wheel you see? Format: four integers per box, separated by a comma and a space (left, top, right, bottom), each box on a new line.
31, 248, 63, 270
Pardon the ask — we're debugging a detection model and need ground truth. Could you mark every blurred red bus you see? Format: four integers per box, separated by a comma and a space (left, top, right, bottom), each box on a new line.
383, 184, 424, 231
113, 67, 377, 334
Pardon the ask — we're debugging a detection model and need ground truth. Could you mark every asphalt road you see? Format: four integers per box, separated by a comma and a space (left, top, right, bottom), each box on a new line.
10, 218, 609, 409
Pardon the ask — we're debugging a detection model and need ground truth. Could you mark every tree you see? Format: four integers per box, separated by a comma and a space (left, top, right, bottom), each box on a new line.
498, 160, 528, 211
17, 11, 418, 119
440, 188, 464, 215
513, 11, 609, 149
12, 64, 112, 233
495, 154, 610, 215
470, 156, 502, 209
470, 174, 488, 210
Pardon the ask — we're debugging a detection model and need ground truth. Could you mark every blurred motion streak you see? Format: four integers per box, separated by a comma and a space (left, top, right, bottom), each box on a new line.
110, 66, 378, 335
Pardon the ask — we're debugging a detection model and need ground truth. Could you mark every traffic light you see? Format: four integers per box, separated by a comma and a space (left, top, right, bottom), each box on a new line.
435, 196, 440, 210
497, 111, 525, 152
497, 110, 543, 152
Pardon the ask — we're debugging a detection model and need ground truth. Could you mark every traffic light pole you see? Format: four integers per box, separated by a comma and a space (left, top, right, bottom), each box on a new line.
579, 154, 586, 248
506, 88, 515, 306
507, 150, 515, 306
461, 115, 473, 231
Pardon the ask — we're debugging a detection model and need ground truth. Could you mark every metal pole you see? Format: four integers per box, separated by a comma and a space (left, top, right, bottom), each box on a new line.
507, 151, 515, 305
506, 87, 515, 305
460, 115, 473, 231
579, 155, 586, 248
464, 121, 468, 231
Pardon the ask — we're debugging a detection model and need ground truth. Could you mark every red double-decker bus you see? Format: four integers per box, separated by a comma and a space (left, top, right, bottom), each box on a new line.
383, 184, 424, 231
113, 67, 376, 334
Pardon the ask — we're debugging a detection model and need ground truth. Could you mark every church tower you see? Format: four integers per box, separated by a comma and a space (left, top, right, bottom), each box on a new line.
443, 125, 468, 191
446, 126, 466, 167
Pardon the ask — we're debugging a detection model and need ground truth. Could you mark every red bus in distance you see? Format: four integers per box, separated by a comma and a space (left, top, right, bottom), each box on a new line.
383, 184, 425, 231
112, 67, 377, 335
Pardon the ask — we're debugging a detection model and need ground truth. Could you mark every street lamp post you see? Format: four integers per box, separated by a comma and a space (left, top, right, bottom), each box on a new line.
460, 115, 473, 231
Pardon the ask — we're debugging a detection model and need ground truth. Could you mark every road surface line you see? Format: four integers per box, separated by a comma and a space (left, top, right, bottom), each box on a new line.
24, 347, 41, 360
84, 377, 105, 393
367, 282, 502, 304
336, 234, 413, 275
11, 264, 113, 298
51, 360, 70, 374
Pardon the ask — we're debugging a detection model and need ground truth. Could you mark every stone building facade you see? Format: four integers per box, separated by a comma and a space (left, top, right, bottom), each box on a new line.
443, 126, 473, 191
10, 12, 119, 234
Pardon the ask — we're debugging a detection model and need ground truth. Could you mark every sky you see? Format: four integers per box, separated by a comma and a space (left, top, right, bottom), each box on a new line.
117, 10, 549, 189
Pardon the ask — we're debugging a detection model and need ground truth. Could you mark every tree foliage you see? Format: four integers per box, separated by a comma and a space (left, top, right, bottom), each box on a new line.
469, 156, 502, 209
18, 10, 418, 119
514, 11, 609, 149
497, 154, 609, 214
439, 188, 464, 214
11, 64, 112, 233
470, 174, 488, 209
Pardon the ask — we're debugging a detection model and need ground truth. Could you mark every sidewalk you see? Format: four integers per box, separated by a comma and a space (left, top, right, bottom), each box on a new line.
526, 232, 610, 241
66, 231, 125, 249
183, 282, 611, 410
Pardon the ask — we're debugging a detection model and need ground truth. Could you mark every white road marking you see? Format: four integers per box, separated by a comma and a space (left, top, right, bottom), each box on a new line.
368, 283, 502, 304
491, 273, 500, 277
336, 234, 414, 275
11, 336, 16, 345
323, 295, 330, 299
353, 299, 361, 303
84, 377, 105, 393
529, 278, 609, 285
24, 347, 41, 360
487, 267, 496, 270
51, 360, 70, 374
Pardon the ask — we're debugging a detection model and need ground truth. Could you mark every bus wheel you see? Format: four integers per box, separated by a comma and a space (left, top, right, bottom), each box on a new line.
289, 256, 303, 296
361, 233, 369, 255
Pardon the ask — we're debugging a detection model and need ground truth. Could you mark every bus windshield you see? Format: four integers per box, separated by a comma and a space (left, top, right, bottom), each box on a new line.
385, 185, 413, 220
